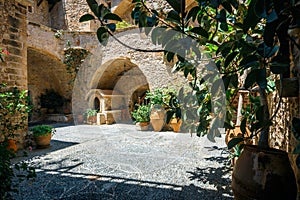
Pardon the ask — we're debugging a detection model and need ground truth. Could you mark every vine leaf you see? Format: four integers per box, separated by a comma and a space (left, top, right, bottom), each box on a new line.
79, 14, 95, 22
228, 137, 244, 149
103, 13, 122, 21
190, 27, 209, 38
97, 27, 109, 46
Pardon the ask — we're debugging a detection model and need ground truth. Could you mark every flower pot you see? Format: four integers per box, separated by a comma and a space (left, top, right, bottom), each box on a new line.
7, 139, 17, 153
136, 122, 149, 131
170, 118, 182, 132
34, 134, 52, 149
232, 145, 297, 200
150, 109, 165, 132
87, 116, 97, 124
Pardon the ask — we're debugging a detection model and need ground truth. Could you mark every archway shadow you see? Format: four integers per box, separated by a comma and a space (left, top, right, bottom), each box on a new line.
12, 166, 234, 200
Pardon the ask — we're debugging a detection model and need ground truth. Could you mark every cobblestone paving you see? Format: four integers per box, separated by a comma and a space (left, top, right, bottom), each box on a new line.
12, 124, 233, 200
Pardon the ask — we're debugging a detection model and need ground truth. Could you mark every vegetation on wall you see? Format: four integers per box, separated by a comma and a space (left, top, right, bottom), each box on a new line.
0, 83, 36, 199
63, 47, 89, 83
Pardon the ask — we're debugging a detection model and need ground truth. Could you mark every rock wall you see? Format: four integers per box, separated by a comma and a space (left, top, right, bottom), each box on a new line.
28, 0, 50, 27
0, 0, 33, 148
268, 27, 300, 193
64, 0, 91, 31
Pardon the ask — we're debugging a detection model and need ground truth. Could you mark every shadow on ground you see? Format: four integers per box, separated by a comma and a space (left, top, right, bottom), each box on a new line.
12, 167, 233, 200
187, 148, 233, 199
12, 140, 79, 164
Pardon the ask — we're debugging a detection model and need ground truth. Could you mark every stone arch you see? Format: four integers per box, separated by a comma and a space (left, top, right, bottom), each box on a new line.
27, 47, 73, 121
87, 57, 150, 123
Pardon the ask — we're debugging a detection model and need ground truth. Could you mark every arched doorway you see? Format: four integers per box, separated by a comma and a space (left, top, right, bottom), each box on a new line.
88, 57, 150, 124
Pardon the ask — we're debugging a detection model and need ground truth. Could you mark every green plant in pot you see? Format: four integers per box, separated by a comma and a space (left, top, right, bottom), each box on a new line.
131, 104, 150, 131
145, 89, 169, 132
30, 125, 55, 149
81, 0, 300, 199
84, 108, 98, 124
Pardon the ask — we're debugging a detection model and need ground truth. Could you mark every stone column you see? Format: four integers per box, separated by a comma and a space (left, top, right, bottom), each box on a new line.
0, 0, 33, 148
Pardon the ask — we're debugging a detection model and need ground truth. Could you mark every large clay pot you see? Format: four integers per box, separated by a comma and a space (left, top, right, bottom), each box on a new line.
232, 145, 297, 200
150, 109, 165, 132
34, 134, 52, 149
170, 118, 182, 132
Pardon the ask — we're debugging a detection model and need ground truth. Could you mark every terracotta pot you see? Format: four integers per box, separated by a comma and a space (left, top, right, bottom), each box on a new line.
232, 145, 297, 200
88, 116, 97, 124
150, 109, 165, 132
7, 139, 17, 153
170, 118, 182, 132
34, 134, 52, 149
136, 122, 149, 131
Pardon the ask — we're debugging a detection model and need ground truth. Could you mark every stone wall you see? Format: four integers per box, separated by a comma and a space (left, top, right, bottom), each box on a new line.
0, 0, 33, 148
64, 0, 91, 31
28, 0, 50, 27
268, 27, 300, 192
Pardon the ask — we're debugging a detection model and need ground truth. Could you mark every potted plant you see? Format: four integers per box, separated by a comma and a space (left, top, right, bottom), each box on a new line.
30, 125, 55, 149
145, 89, 168, 132
84, 108, 98, 124
166, 91, 182, 132
131, 104, 150, 131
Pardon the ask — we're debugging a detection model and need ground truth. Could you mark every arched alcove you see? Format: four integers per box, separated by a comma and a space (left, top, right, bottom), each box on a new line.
27, 47, 73, 121
94, 97, 100, 111
88, 57, 150, 123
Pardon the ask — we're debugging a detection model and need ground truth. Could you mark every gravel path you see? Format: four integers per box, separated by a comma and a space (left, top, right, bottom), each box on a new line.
11, 123, 233, 200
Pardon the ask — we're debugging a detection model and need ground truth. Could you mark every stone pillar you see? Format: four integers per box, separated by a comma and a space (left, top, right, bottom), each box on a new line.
0, 0, 33, 148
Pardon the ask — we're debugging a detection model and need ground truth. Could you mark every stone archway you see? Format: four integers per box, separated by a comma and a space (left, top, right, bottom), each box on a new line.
27, 47, 73, 121
87, 57, 150, 124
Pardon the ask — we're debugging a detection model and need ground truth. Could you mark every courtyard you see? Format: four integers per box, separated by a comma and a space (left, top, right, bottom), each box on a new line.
11, 123, 232, 200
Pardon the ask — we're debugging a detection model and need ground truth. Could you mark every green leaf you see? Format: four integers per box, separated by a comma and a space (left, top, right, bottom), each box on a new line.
244, 69, 258, 89
217, 41, 233, 55
79, 14, 95, 22
240, 117, 247, 135
243, 0, 261, 33
166, 51, 175, 62
86, 0, 99, 17
240, 54, 258, 68
221, 1, 233, 14
190, 27, 209, 38
220, 22, 228, 31
106, 23, 116, 32
103, 13, 122, 21
166, 0, 182, 14
224, 51, 238, 68
186, 6, 200, 22
151, 27, 165, 45
217, 9, 227, 23
166, 10, 181, 24
228, 137, 244, 149
97, 27, 109, 46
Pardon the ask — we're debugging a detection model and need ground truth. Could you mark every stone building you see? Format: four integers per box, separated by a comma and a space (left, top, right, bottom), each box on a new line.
0, 0, 186, 131
1, 0, 300, 192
